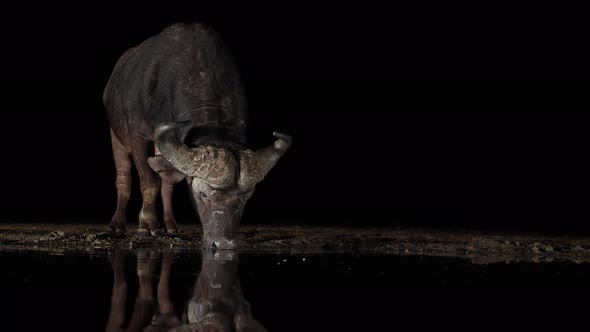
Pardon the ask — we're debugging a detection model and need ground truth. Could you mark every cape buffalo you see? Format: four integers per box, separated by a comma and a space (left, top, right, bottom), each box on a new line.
103, 22, 291, 249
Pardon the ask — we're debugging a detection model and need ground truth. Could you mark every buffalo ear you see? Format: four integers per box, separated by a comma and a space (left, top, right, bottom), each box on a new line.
147, 155, 176, 172
147, 155, 186, 184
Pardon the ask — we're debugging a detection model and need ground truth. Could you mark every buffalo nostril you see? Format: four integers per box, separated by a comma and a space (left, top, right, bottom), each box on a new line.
206, 239, 238, 250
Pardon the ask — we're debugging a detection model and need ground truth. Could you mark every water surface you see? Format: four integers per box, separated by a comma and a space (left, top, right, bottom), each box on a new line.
2, 250, 589, 331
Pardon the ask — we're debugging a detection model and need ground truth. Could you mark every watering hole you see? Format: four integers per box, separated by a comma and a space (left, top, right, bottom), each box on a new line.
1, 224, 590, 331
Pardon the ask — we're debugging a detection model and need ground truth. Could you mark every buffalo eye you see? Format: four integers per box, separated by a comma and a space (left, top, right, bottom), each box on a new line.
200, 192, 208, 200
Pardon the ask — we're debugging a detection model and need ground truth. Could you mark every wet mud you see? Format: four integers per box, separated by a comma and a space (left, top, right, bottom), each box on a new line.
1, 223, 589, 264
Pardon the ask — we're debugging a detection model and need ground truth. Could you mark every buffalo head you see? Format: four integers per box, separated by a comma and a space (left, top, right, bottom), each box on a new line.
153, 123, 291, 249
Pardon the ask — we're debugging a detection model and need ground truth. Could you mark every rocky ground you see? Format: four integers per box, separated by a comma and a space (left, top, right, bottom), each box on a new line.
1, 223, 590, 264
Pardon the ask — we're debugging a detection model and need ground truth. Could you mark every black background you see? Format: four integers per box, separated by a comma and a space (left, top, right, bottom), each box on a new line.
1, 2, 587, 232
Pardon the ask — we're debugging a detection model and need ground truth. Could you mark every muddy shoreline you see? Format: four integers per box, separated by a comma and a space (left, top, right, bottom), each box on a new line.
1, 223, 589, 264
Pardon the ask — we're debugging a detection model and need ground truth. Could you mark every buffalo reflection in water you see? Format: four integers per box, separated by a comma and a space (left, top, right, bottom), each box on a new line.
105, 249, 266, 332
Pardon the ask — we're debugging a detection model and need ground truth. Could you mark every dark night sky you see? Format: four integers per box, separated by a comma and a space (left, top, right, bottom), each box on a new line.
0, 3, 587, 232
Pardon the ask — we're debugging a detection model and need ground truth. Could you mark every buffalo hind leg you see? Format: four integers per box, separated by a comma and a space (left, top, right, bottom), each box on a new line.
131, 139, 163, 236
108, 129, 132, 234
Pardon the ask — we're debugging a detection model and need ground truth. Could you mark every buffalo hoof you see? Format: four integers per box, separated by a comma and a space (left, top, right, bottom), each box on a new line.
137, 228, 150, 237
150, 229, 164, 237
166, 229, 181, 235
107, 227, 126, 235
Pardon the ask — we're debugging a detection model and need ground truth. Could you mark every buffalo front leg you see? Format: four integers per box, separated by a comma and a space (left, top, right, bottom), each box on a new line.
161, 180, 181, 234
108, 129, 132, 234
147, 154, 185, 234
131, 140, 163, 237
